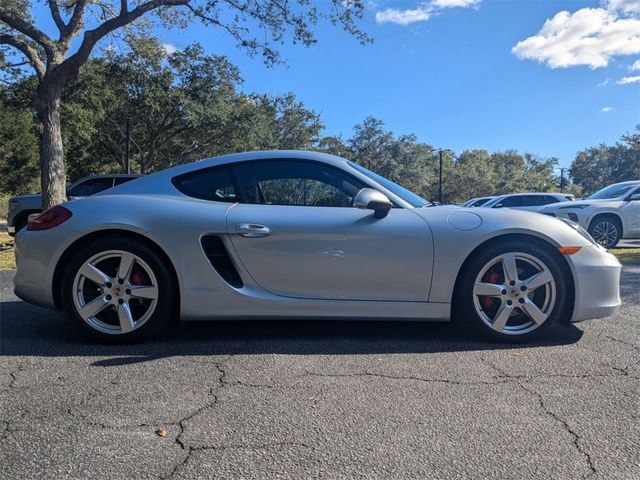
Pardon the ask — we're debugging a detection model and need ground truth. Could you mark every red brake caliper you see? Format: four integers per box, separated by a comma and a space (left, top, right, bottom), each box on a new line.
480, 270, 499, 310
130, 267, 148, 286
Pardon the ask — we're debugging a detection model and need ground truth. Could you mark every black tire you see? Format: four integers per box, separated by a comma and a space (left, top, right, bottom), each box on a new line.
455, 240, 569, 343
61, 236, 175, 343
588, 215, 622, 249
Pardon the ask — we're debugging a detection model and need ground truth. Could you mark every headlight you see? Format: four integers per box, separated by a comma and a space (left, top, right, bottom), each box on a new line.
559, 217, 602, 248
559, 204, 589, 209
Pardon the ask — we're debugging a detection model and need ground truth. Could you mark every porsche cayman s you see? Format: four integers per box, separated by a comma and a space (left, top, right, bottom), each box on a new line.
13, 151, 621, 343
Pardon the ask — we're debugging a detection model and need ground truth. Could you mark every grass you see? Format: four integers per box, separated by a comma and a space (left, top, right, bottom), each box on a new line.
0, 233, 638, 272
609, 248, 640, 266
0, 232, 15, 271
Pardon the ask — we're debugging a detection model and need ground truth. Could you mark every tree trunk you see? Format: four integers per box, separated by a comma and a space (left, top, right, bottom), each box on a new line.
37, 83, 67, 210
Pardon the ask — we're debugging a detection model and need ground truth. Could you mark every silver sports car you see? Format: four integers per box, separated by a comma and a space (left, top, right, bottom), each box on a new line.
13, 151, 622, 343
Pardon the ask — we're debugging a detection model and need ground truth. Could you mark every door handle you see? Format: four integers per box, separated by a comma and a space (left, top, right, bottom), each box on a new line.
236, 223, 272, 238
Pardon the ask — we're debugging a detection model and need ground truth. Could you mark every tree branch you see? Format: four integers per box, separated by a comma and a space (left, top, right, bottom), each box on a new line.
63, 0, 87, 41
60, 0, 189, 75
0, 11, 55, 54
48, 0, 66, 34
0, 33, 45, 79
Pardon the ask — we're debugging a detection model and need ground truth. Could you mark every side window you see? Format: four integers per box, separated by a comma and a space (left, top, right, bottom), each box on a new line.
114, 177, 137, 186
172, 167, 237, 202
68, 178, 114, 197
544, 196, 561, 205
233, 160, 366, 207
520, 195, 548, 206
499, 196, 522, 207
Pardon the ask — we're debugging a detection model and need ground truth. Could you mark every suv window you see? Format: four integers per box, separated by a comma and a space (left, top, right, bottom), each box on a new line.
114, 177, 137, 186
497, 196, 522, 207
233, 160, 366, 207
68, 178, 114, 197
172, 167, 237, 202
518, 195, 548, 206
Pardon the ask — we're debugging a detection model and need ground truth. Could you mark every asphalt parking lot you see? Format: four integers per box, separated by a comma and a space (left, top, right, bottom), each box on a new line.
1, 267, 639, 479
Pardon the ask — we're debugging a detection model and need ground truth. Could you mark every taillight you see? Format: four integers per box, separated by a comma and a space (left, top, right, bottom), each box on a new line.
27, 206, 73, 231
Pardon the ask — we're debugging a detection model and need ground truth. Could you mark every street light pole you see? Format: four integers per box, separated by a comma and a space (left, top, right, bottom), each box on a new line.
438, 148, 443, 204
124, 115, 131, 174
559, 167, 565, 193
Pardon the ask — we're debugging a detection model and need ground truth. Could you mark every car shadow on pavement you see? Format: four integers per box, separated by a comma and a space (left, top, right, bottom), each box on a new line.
0, 300, 584, 364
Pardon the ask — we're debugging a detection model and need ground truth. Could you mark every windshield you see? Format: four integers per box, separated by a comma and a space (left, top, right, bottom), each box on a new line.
587, 183, 638, 200
348, 161, 430, 207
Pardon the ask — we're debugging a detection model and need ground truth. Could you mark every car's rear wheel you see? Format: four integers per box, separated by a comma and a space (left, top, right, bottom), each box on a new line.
456, 241, 568, 342
588, 216, 621, 249
62, 237, 175, 343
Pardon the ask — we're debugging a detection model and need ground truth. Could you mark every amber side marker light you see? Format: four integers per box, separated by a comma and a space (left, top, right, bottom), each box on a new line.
557, 246, 582, 255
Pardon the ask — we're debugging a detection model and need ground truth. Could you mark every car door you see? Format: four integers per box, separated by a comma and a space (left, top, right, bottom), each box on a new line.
225, 159, 434, 302
621, 187, 640, 236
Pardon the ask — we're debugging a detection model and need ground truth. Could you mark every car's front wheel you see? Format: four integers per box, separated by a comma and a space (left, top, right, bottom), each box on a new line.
588, 216, 621, 249
62, 237, 175, 343
456, 241, 569, 342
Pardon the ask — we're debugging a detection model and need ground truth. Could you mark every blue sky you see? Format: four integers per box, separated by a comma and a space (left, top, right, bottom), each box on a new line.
30, 0, 640, 167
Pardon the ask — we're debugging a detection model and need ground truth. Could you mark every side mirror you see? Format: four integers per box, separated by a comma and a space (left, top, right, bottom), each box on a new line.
628, 193, 640, 201
354, 188, 393, 218
493, 203, 504, 208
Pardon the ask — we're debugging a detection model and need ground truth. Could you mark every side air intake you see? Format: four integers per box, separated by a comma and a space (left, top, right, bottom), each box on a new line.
200, 235, 244, 288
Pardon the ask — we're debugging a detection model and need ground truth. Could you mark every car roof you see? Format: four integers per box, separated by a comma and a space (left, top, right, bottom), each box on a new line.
494, 192, 565, 198
172, 150, 350, 174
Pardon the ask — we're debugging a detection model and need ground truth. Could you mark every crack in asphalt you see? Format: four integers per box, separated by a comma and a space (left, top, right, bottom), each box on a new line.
7, 365, 24, 389
162, 345, 249, 479
304, 369, 505, 386
482, 356, 597, 479
518, 383, 597, 479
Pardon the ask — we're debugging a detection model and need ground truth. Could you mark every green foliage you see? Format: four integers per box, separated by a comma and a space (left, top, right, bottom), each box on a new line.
0, 85, 38, 195
317, 118, 561, 204
0, 38, 635, 203
570, 126, 640, 195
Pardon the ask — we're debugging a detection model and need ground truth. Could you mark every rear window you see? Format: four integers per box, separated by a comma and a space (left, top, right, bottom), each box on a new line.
172, 167, 237, 202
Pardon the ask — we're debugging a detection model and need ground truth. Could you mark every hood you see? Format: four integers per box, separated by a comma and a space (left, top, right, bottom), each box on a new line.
541, 197, 612, 211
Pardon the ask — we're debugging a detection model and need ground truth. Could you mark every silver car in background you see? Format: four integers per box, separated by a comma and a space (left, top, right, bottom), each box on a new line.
481, 192, 575, 211
13, 151, 621, 343
7, 174, 140, 235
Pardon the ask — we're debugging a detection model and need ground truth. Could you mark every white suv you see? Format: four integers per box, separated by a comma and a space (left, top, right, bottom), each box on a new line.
539, 180, 640, 248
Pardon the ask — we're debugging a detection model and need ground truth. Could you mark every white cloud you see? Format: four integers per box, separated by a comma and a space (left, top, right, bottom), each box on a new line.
512, 7, 640, 69
375, 0, 480, 25
630, 59, 640, 69
601, 106, 614, 112
161, 43, 178, 55
375, 5, 431, 25
597, 78, 610, 86
607, 0, 640, 15
617, 75, 640, 83
431, 0, 480, 8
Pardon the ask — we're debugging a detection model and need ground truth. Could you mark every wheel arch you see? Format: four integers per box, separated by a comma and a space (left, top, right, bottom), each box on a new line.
451, 233, 575, 324
588, 212, 623, 237
52, 229, 180, 313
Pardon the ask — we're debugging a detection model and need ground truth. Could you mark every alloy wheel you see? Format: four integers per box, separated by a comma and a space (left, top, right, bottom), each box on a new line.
72, 250, 159, 335
472, 252, 556, 336
591, 221, 618, 248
